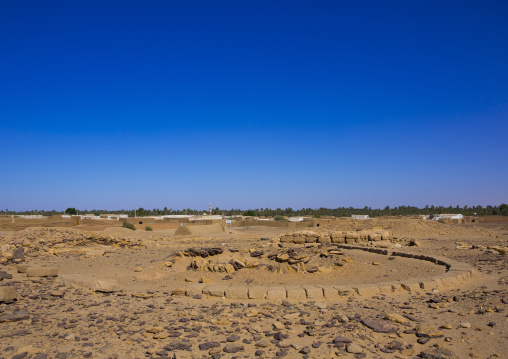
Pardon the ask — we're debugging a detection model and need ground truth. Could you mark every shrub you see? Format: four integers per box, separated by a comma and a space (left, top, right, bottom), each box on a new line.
243, 210, 256, 217
274, 215, 288, 221
145, 225, 153, 231
122, 221, 136, 230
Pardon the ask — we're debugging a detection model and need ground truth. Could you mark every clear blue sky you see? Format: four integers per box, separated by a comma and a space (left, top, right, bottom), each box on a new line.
1, 1, 507, 212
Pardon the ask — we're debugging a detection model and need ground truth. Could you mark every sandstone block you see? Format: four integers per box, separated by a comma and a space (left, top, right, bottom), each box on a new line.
377, 284, 394, 294
303, 285, 324, 299
336, 285, 356, 296
280, 235, 293, 243
317, 236, 331, 244
331, 236, 346, 244
95, 279, 121, 292
293, 236, 305, 244
419, 280, 440, 290
354, 285, 379, 296
322, 286, 340, 299
0, 286, 17, 302
286, 286, 306, 301
225, 286, 249, 299
305, 236, 317, 243
203, 285, 226, 297
400, 282, 421, 292
16, 264, 29, 273
248, 286, 268, 299
186, 283, 208, 297
26, 266, 58, 277
266, 286, 286, 300
439, 276, 459, 287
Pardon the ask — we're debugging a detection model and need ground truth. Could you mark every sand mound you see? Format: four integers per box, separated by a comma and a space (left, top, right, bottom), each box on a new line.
175, 223, 224, 236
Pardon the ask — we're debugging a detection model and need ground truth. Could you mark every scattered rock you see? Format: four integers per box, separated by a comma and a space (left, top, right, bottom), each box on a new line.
0, 310, 30, 322
361, 319, 399, 333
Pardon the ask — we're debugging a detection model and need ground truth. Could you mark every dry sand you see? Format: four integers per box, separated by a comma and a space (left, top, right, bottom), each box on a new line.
0, 218, 507, 359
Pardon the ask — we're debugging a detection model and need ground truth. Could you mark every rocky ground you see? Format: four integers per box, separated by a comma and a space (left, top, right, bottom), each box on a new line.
0, 218, 507, 359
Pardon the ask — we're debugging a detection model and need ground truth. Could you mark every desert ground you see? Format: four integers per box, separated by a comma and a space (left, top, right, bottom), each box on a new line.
0, 218, 507, 359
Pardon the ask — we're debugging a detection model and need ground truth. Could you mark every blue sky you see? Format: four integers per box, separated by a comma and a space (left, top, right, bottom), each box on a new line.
1, 1, 507, 211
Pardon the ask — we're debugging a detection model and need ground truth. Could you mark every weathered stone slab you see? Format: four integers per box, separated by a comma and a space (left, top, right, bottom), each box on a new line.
361, 319, 399, 333
0, 286, 17, 302
400, 282, 421, 292
303, 285, 323, 299
186, 283, 207, 297
354, 285, 379, 296
286, 286, 306, 301
248, 286, 268, 299
26, 266, 58, 277
419, 280, 440, 290
203, 285, 226, 297
266, 286, 286, 300
280, 235, 293, 243
439, 276, 459, 287
225, 286, 249, 299
60, 274, 121, 292
322, 286, 340, 299
305, 236, 317, 243
377, 284, 394, 294
336, 285, 356, 296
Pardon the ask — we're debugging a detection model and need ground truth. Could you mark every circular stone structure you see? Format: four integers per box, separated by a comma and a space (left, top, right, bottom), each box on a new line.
172, 242, 476, 300
22, 228, 476, 301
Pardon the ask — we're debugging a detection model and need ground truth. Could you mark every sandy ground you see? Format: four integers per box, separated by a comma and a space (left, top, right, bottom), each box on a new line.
0, 218, 507, 359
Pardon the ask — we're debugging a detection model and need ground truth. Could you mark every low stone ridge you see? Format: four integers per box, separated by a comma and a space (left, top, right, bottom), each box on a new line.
186, 247, 223, 257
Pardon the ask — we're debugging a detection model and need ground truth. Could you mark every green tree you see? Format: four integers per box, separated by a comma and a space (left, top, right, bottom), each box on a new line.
500, 203, 508, 216
65, 208, 77, 215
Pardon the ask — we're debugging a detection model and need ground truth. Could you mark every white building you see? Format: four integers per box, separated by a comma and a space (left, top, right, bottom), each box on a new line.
352, 214, 369, 220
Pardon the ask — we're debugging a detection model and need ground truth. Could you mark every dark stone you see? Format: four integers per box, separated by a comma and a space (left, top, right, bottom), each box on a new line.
163, 342, 192, 351
0, 311, 29, 323
33, 354, 48, 359
0, 271, 13, 279
255, 350, 264, 356
418, 347, 459, 359
311, 342, 322, 348
417, 337, 430, 344
198, 342, 220, 351
12, 353, 28, 359
54, 353, 69, 359
273, 332, 283, 341
361, 319, 399, 333
13, 247, 25, 261
227, 335, 241, 342
300, 347, 311, 354
187, 248, 223, 257
223, 343, 244, 353
385, 340, 404, 350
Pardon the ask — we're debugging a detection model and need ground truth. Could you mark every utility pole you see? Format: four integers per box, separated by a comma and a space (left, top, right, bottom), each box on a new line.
135, 205, 136, 218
